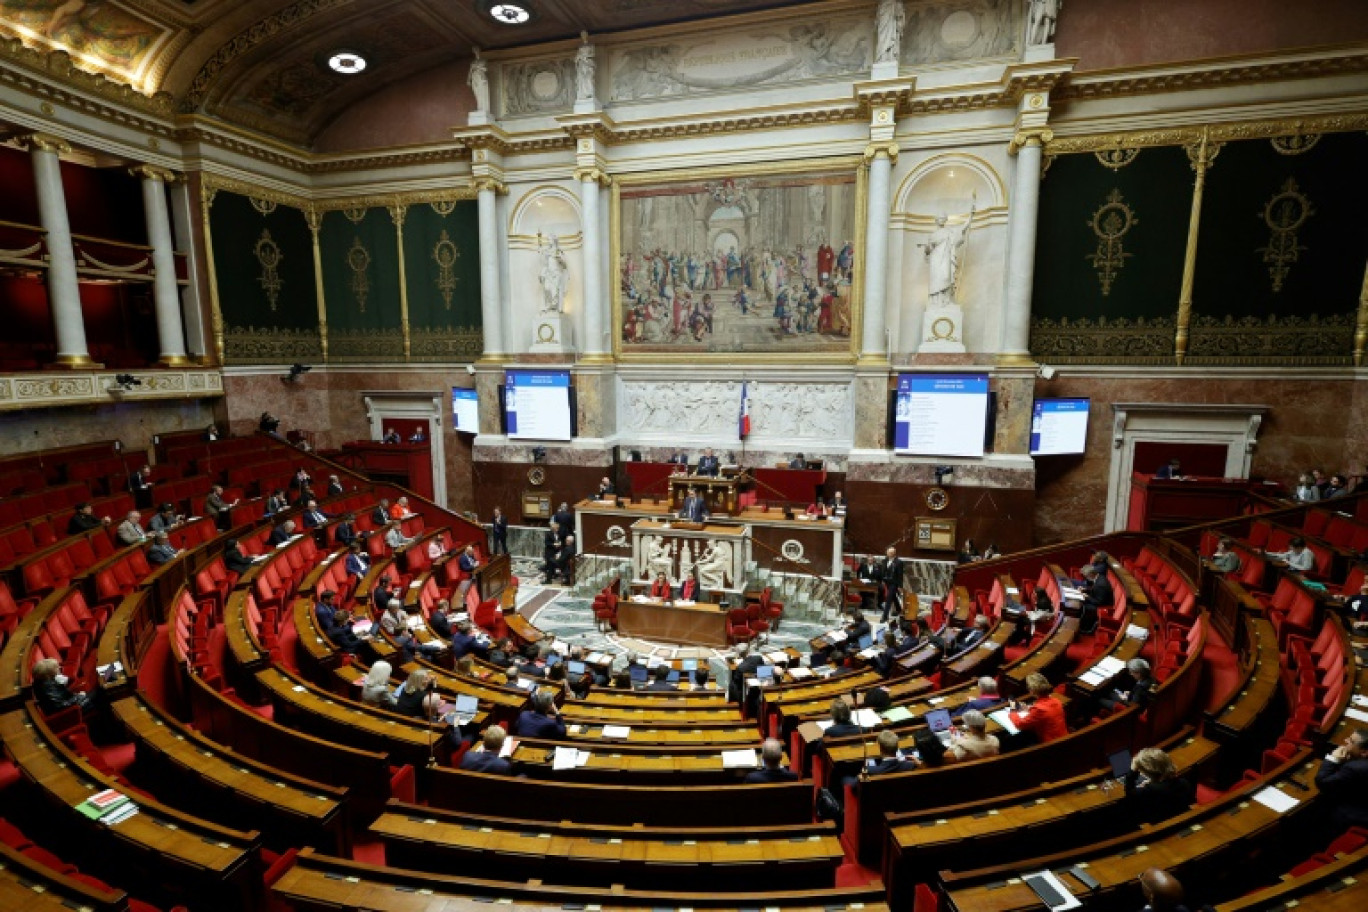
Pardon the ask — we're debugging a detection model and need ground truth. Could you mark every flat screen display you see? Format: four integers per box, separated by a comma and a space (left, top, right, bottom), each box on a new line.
451, 388, 479, 433
506, 370, 572, 441
893, 373, 989, 457
1030, 398, 1090, 455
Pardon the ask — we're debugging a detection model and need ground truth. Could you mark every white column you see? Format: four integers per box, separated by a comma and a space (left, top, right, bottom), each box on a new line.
578, 170, 606, 358
134, 166, 190, 366
22, 134, 93, 367
1001, 131, 1048, 361
475, 179, 506, 358
859, 144, 895, 362
167, 179, 209, 361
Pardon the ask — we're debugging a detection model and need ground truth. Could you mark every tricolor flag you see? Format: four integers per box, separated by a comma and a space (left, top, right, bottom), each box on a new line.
739, 381, 751, 439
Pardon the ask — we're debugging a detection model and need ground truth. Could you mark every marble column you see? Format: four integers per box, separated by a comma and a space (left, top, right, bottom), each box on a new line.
166, 179, 209, 361
133, 166, 190, 366
475, 178, 507, 359
859, 143, 896, 363
1000, 128, 1051, 364
21, 133, 94, 367
576, 168, 609, 360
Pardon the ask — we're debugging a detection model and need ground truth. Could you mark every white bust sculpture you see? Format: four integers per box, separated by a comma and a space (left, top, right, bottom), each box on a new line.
467, 48, 489, 113
575, 31, 596, 103
921, 202, 975, 307
537, 232, 567, 314
875, 0, 905, 64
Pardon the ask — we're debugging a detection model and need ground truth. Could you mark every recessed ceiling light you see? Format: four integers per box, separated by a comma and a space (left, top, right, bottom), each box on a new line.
328, 51, 367, 75
488, 3, 531, 25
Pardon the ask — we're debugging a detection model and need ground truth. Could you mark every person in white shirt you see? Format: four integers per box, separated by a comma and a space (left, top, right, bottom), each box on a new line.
427, 536, 447, 561
385, 521, 415, 551
1265, 537, 1315, 573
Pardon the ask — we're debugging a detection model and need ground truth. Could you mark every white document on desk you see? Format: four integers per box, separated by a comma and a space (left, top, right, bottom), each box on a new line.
601, 725, 631, 739
853, 709, 883, 728
989, 709, 1020, 735
722, 748, 759, 769
1344, 707, 1368, 724
1253, 786, 1299, 814
552, 747, 578, 770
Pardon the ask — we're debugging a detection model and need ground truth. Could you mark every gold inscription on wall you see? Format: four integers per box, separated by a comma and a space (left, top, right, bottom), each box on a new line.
1258, 177, 1313, 293
347, 237, 372, 312
254, 229, 283, 311
1086, 189, 1137, 296
432, 229, 461, 309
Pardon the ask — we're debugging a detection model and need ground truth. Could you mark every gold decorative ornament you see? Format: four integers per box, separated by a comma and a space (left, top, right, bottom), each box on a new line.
931, 316, 956, 340
1086, 189, 1137, 296
248, 196, 277, 216
925, 487, 950, 511
432, 229, 461, 310
1258, 178, 1313, 293
536, 322, 557, 343
346, 237, 372, 312
430, 200, 459, 216
1270, 133, 1321, 155
527, 467, 547, 486
253, 229, 283, 310
1094, 148, 1140, 170
342, 207, 367, 225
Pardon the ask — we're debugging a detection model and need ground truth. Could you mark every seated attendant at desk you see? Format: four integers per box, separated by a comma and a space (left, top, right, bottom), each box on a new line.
461, 727, 512, 775
680, 487, 709, 522
1263, 536, 1316, 573
788, 452, 806, 469
806, 498, 829, 518
514, 689, 567, 739
1154, 458, 1183, 480
1008, 672, 1068, 743
679, 572, 699, 601
830, 491, 847, 517
667, 450, 689, 466
596, 476, 615, 498
744, 739, 798, 783
649, 571, 672, 600
696, 448, 720, 477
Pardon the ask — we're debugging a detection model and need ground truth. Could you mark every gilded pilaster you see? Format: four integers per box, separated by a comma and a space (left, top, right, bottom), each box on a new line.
200, 183, 225, 365
1355, 257, 1368, 367
305, 208, 329, 362
1175, 129, 1222, 365
390, 204, 411, 360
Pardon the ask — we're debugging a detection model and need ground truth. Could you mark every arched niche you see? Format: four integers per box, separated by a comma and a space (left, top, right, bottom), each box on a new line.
509, 185, 583, 239
893, 153, 1006, 217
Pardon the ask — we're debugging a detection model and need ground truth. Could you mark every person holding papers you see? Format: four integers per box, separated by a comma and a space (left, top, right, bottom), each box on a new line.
147, 532, 179, 566
389, 497, 413, 520
1264, 536, 1316, 573
461, 727, 513, 775
1315, 728, 1368, 829
514, 689, 567, 739
1124, 747, 1195, 826
743, 739, 797, 783
450, 621, 487, 661
384, 520, 415, 551
1008, 673, 1068, 743
1101, 658, 1156, 712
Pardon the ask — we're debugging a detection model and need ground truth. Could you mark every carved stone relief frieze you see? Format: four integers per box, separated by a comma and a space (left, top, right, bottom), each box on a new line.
500, 58, 576, 117
617, 378, 852, 445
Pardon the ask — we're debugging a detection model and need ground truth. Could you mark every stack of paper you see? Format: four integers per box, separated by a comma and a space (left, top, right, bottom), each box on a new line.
552, 747, 592, 770
1079, 655, 1127, 686
1253, 786, 1299, 814
765, 652, 788, 665
76, 789, 138, 826
826, 630, 848, 644
853, 708, 883, 728
1061, 587, 1085, 601
601, 725, 631, 739
788, 667, 814, 680
881, 706, 914, 723
1345, 707, 1368, 724
1126, 624, 1150, 641
721, 748, 759, 769
988, 709, 1020, 735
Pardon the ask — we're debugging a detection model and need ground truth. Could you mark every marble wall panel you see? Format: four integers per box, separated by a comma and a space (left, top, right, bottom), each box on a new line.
0, 398, 216, 460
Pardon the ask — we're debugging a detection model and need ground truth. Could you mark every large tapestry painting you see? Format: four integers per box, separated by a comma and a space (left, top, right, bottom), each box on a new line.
617, 169, 859, 355
0, 0, 175, 88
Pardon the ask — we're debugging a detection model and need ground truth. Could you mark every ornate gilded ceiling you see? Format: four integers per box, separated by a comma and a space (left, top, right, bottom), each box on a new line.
0, 0, 814, 146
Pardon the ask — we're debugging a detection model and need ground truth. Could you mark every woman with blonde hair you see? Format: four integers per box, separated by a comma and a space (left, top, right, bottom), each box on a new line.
360, 660, 397, 709
1124, 746, 1195, 825
395, 668, 433, 717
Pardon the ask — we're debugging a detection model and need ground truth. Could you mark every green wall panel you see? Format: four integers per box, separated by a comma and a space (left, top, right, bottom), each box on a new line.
402, 200, 483, 361
320, 207, 403, 360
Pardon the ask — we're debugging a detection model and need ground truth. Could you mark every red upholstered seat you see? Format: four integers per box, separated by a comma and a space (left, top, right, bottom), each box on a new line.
727, 607, 754, 644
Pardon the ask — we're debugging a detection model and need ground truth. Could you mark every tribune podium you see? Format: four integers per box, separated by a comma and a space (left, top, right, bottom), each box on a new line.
669, 475, 741, 516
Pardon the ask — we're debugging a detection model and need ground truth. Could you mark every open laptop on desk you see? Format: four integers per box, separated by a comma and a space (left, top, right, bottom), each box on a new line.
1108, 748, 1132, 782
444, 694, 479, 726
629, 664, 649, 687
566, 660, 586, 676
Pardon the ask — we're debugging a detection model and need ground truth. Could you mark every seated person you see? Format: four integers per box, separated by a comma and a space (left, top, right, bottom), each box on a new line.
461, 726, 513, 774
320, 602, 366, 654
1264, 536, 1315, 573
1008, 672, 1068, 743
427, 535, 449, 562
335, 513, 361, 548
450, 621, 487, 661
1138, 868, 1191, 912
513, 689, 566, 739
487, 637, 516, 669
116, 510, 146, 546
360, 660, 398, 709
1295, 473, 1321, 502
1154, 458, 1183, 480
871, 630, 902, 677
1324, 474, 1347, 499
679, 573, 699, 601
223, 538, 259, 575
646, 664, 676, 691
981, 543, 1001, 560
696, 448, 721, 477
389, 497, 414, 519
31, 657, 99, 715
649, 572, 672, 599
268, 519, 296, 547
947, 710, 999, 761
596, 476, 615, 498
1315, 728, 1368, 830
1124, 747, 1196, 826
911, 728, 947, 768
1100, 658, 1156, 712
384, 521, 415, 551
394, 670, 442, 719
822, 699, 864, 739
344, 541, 370, 582
371, 499, 391, 526
743, 738, 797, 783
952, 615, 992, 653
1206, 537, 1241, 574
788, 453, 806, 469
300, 499, 331, 529
67, 502, 109, 535
957, 539, 981, 565
429, 600, 454, 639
806, 498, 829, 518
147, 532, 179, 566
867, 730, 918, 776
957, 676, 1003, 715
1343, 580, 1368, 631
1079, 564, 1113, 634
148, 503, 184, 534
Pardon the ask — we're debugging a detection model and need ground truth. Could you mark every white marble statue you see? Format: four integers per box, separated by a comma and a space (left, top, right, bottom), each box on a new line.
875, 0, 905, 64
1027, 0, 1061, 46
921, 202, 976, 307
678, 541, 696, 587
536, 232, 567, 314
467, 48, 490, 113
696, 541, 732, 591
575, 32, 596, 103
647, 536, 674, 580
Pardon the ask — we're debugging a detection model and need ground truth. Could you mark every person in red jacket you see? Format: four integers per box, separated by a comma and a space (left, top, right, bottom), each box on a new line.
1009, 672, 1068, 743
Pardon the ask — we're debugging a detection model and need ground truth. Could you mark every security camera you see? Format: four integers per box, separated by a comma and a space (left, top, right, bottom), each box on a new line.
1038, 364, 1057, 381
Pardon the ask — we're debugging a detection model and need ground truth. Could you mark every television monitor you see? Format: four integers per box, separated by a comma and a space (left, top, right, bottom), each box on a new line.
451, 387, 479, 433
1030, 398, 1091, 456
894, 373, 990, 457
505, 370, 572, 441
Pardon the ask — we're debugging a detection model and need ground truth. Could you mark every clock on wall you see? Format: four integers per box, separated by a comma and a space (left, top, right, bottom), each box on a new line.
925, 486, 950, 511
527, 466, 546, 486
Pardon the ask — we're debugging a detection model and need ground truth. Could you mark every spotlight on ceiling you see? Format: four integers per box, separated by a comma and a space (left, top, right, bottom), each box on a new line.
487, 2, 532, 25
327, 50, 368, 75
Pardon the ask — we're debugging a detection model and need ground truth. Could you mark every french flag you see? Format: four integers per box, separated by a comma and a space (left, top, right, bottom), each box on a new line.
739, 381, 751, 439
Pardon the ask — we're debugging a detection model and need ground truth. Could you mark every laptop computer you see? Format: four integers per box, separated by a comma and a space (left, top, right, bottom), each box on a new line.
545, 653, 562, 667
1108, 748, 1132, 781
680, 659, 698, 672
756, 665, 775, 681
925, 708, 953, 734
666, 669, 681, 684
446, 694, 479, 726
858, 634, 874, 650
629, 664, 649, 685
567, 660, 586, 676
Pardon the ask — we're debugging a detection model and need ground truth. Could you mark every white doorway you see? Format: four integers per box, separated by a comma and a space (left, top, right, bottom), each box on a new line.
362, 391, 448, 508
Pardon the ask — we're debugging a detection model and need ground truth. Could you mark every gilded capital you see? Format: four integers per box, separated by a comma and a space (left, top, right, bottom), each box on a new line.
471, 177, 508, 196
1009, 127, 1054, 155
573, 167, 612, 187
304, 207, 323, 234
128, 164, 178, 183
17, 132, 72, 155
863, 140, 899, 164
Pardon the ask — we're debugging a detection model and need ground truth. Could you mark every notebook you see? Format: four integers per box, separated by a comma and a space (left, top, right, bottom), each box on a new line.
1108, 749, 1132, 780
